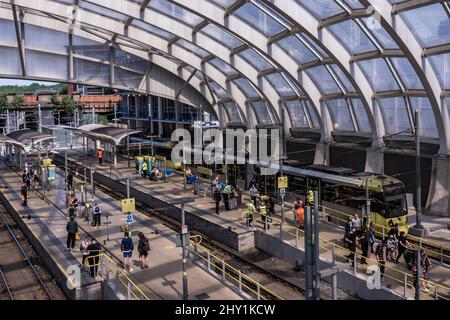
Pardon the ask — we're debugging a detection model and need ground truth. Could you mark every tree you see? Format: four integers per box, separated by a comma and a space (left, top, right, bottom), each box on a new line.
51, 95, 60, 110
60, 96, 75, 114
12, 95, 23, 109
0, 95, 7, 114
98, 115, 109, 125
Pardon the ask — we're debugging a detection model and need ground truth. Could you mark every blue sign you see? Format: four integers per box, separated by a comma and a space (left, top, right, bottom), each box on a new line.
279, 188, 286, 197
126, 214, 133, 224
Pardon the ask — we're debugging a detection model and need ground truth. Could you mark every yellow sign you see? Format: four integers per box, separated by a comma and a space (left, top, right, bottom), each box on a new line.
278, 176, 288, 189
154, 155, 166, 162
197, 166, 212, 176
121, 198, 136, 213
167, 160, 182, 170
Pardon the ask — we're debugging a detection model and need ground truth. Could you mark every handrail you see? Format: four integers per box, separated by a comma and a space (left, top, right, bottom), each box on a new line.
188, 240, 283, 300
241, 210, 450, 300
319, 204, 450, 261
84, 253, 150, 300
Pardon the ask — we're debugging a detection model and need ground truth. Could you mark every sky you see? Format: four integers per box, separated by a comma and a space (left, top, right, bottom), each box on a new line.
0, 79, 57, 86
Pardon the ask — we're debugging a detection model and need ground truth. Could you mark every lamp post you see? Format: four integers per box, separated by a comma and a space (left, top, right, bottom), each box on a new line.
414, 110, 422, 230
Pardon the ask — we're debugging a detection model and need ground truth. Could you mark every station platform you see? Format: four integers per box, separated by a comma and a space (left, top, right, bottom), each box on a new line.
0, 160, 243, 300
52, 150, 450, 300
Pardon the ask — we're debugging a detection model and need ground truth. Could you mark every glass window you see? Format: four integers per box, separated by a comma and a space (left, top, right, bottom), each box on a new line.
234, 2, 286, 37
378, 97, 411, 135
330, 64, 355, 92
361, 18, 399, 49
233, 78, 260, 98
208, 58, 237, 76
238, 48, 273, 71
222, 101, 242, 122
351, 99, 371, 132
358, 58, 399, 92
73, 36, 110, 61
252, 101, 272, 125
265, 73, 296, 97
408, 97, 438, 138
0, 19, 19, 46
115, 49, 150, 74
285, 100, 309, 128
428, 53, 450, 89
201, 24, 243, 49
400, 4, 450, 48
26, 50, 67, 79
295, 0, 344, 20
326, 99, 355, 131
276, 35, 318, 64
328, 20, 377, 54
391, 58, 423, 90
305, 65, 341, 94
74, 58, 110, 85
0, 47, 22, 75
115, 68, 143, 89
24, 24, 69, 54
175, 39, 209, 58
149, 0, 203, 26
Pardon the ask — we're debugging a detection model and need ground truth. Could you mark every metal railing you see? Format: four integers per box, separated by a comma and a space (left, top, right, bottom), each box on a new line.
241, 210, 450, 300
188, 237, 283, 301
84, 253, 150, 300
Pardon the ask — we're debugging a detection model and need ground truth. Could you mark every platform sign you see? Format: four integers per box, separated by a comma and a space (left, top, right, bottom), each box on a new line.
278, 176, 288, 189
181, 225, 188, 235
279, 188, 286, 197
126, 214, 133, 225
121, 198, 136, 213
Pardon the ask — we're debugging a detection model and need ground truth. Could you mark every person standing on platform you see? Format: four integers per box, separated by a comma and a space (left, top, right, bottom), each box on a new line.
86, 238, 102, 278
306, 189, 314, 207
20, 182, 28, 207
250, 185, 258, 207
67, 172, 73, 191
344, 227, 357, 267
294, 199, 303, 226
357, 227, 369, 265
368, 223, 376, 254
25, 171, 32, 190
222, 184, 231, 211
246, 201, 256, 227
259, 199, 269, 229
92, 203, 102, 228
214, 188, 222, 215
97, 148, 103, 165
137, 232, 150, 269
267, 196, 275, 226
248, 178, 256, 191
141, 161, 148, 178
80, 235, 91, 271
396, 231, 412, 264
351, 214, 361, 232
236, 187, 243, 210
121, 232, 134, 271
66, 215, 78, 252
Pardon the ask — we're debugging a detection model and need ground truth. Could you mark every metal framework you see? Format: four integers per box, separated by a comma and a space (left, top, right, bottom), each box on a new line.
0, 0, 448, 156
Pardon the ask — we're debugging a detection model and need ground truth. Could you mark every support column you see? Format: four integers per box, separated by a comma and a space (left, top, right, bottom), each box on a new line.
365, 147, 384, 174
313, 142, 330, 166
157, 97, 163, 137
426, 155, 450, 217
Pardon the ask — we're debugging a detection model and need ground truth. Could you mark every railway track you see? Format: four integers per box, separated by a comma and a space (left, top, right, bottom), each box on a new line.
0, 206, 65, 300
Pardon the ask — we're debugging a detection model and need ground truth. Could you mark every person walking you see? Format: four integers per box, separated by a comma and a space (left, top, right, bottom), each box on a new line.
267, 196, 275, 227
375, 240, 387, 281
396, 231, 412, 264
245, 201, 256, 227
20, 182, 28, 206
67, 172, 74, 191
368, 223, 376, 254
248, 178, 256, 191
92, 203, 102, 228
137, 232, 150, 269
97, 148, 103, 165
344, 227, 357, 267
351, 214, 361, 231
66, 215, 78, 252
259, 199, 269, 230
25, 171, 32, 190
214, 188, 222, 215
121, 232, 134, 271
86, 238, 102, 278
80, 235, 91, 271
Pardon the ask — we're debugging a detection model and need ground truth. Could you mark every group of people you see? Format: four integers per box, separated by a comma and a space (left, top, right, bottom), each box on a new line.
212, 175, 243, 214
342, 218, 433, 292
20, 168, 40, 206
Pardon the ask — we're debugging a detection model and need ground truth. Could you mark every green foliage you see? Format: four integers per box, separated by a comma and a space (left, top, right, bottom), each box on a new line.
51, 95, 60, 109
0, 95, 7, 113
98, 115, 109, 125
0, 82, 67, 95
12, 95, 23, 108
61, 96, 75, 114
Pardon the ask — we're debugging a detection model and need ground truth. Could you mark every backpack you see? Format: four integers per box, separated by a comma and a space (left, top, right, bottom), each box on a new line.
94, 206, 100, 213
141, 238, 150, 252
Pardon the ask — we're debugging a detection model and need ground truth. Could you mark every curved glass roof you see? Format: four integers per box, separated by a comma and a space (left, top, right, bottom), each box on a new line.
0, 0, 448, 154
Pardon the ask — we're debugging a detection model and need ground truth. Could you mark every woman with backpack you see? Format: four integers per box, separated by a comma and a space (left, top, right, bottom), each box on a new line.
137, 232, 150, 269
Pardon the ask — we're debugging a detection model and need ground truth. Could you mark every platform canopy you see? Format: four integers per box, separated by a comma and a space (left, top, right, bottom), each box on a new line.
67, 125, 142, 146
3, 129, 55, 153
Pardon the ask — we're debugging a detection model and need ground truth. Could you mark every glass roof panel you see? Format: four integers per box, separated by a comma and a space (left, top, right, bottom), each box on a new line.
149, 0, 203, 26
222, 101, 242, 122
209, 0, 238, 9
409, 97, 438, 138
295, 0, 345, 20
330, 64, 355, 92
378, 97, 411, 135
343, 0, 365, 9
275, 35, 318, 64
131, 20, 174, 40
361, 18, 399, 49
428, 53, 450, 89
358, 58, 399, 92
327, 19, 377, 54
305, 101, 320, 128
234, 2, 286, 37
115, 49, 150, 73
208, 58, 238, 76
351, 99, 371, 132
201, 24, 243, 49
285, 100, 309, 128
400, 3, 450, 48
238, 48, 273, 71
252, 101, 272, 125
73, 35, 110, 61
208, 80, 230, 99
233, 78, 260, 98
0, 19, 18, 47
265, 73, 297, 97
391, 57, 423, 90
80, 1, 129, 22
305, 65, 341, 94
175, 39, 209, 58
326, 99, 355, 131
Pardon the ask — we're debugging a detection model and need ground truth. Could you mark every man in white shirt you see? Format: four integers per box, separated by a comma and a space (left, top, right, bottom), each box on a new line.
351, 214, 361, 231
